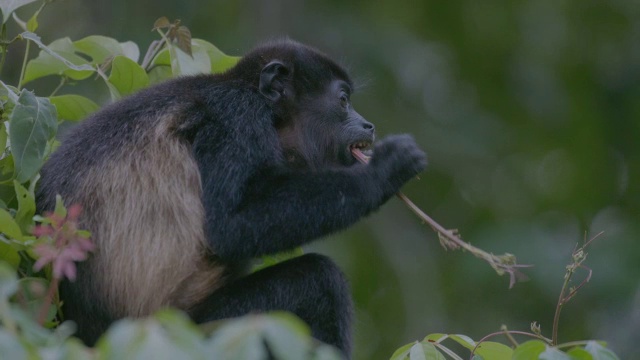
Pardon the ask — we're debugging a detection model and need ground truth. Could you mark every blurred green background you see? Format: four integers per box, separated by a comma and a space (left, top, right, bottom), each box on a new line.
2, 0, 639, 358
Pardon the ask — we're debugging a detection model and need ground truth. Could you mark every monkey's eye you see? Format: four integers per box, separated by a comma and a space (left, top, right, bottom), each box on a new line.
339, 93, 349, 108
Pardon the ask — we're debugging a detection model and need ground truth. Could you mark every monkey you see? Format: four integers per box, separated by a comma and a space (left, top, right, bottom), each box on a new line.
36, 39, 427, 357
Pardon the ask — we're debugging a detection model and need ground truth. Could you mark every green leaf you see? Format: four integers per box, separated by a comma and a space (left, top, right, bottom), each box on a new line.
0, 261, 18, 298
263, 312, 312, 360
0, 122, 7, 153
0, 208, 23, 241
449, 334, 476, 349
540, 346, 571, 360
147, 66, 173, 85
74, 35, 124, 64
390, 342, 416, 360
313, 345, 343, 360
0, 0, 38, 24
567, 347, 594, 360
409, 342, 445, 360
108, 56, 149, 96
584, 341, 620, 360
0, 240, 19, 268
0, 80, 19, 104
13, 180, 34, 233
97, 317, 203, 360
9, 90, 57, 183
154, 309, 206, 354
423, 333, 447, 342
50, 95, 99, 121
0, 329, 27, 359
53, 194, 67, 218
207, 315, 267, 360
192, 39, 239, 74
473, 342, 513, 360
120, 41, 140, 62
26, 12, 37, 32
171, 43, 210, 76
254, 247, 304, 272
21, 34, 95, 84
512, 340, 546, 360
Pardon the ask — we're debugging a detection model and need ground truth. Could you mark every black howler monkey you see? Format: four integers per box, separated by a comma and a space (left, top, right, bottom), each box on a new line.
36, 40, 427, 357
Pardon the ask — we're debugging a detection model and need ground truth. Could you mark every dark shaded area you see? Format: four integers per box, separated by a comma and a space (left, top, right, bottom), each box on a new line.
3, 0, 638, 358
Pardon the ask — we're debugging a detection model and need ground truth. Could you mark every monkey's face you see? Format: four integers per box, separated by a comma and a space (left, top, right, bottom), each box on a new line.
281, 80, 375, 170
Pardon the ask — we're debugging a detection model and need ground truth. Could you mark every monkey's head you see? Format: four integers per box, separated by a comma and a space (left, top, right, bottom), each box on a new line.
231, 40, 376, 170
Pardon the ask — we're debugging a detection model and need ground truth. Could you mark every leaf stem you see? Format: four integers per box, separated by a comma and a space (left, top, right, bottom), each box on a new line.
17, 40, 31, 91
37, 276, 58, 325
0, 24, 7, 75
49, 76, 67, 97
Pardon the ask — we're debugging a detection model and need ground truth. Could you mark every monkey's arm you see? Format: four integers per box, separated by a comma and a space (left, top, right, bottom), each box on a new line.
200, 134, 426, 262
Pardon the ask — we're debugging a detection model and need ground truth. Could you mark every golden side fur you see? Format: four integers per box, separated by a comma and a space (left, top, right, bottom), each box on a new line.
74, 114, 224, 317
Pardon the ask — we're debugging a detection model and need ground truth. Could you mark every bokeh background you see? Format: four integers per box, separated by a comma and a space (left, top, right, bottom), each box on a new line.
2, 0, 639, 358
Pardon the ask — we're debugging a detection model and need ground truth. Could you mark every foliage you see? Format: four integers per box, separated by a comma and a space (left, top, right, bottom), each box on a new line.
0, 1, 624, 359
387, 233, 620, 360
0, 2, 339, 358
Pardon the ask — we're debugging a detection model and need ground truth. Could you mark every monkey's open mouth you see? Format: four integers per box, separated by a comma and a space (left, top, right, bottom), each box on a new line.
349, 141, 372, 156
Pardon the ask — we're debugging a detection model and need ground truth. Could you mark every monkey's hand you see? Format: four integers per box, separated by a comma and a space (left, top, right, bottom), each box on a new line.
367, 134, 427, 198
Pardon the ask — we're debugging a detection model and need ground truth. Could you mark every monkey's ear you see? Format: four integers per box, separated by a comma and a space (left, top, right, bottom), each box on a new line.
259, 61, 290, 102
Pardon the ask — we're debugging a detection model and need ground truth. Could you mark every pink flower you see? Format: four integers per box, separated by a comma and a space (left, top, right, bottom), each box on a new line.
31, 205, 94, 281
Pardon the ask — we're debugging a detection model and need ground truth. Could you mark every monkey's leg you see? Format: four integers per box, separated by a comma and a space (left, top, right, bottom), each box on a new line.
190, 253, 353, 357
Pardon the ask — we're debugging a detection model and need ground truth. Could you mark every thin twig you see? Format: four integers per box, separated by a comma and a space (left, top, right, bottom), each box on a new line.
352, 149, 531, 288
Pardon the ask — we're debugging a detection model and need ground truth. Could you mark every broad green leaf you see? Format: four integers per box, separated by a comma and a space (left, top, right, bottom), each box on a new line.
192, 39, 239, 74
0, 329, 27, 359
423, 333, 447, 342
567, 347, 594, 360
409, 342, 445, 360
148, 66, 173, 85
0, 261, 18, 298
584, 341, 620, 360
0, 0, 38, 24
0, 240, 19, 268
0, 80, 19, 104
108, 56, 149, 96
74, 35, 123, 64
154, 309, 206, 354
120, 41, 140, 62
171, 43, 210, 76
98, 318, 201, 360
313, 345, 343, 360
21, 34, 95, 84
390, 342, 416, 360
540, 346, 571, 360
207, 316, 267, 360
13, 180, 34, 233
473, 341, 513, 360
0, 208, 23, 241
512, 340, 546, 360
263, 312, 311, 360
449, 334, 476, 349
9, 90, 57, 183
50, 95, 99, 121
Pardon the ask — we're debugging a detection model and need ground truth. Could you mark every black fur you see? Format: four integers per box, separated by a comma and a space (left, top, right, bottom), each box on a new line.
36, 40, 427, 357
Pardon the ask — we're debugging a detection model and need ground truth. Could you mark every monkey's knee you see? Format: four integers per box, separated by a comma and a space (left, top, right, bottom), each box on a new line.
285, 253, 353, 355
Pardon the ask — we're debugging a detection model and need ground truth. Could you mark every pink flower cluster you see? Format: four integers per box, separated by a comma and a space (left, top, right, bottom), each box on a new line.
32, 204, 95, 281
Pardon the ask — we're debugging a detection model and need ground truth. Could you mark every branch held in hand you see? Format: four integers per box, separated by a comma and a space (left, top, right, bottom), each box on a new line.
351, 148, 531, 288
